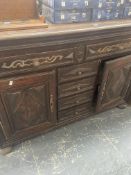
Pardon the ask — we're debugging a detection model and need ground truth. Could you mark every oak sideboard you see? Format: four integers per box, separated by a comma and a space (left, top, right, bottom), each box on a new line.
0, 20, 131, 154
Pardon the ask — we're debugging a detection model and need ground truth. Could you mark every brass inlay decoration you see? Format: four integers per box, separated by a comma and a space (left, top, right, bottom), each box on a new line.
89, 41, 131, 55
1, 52, 74, 69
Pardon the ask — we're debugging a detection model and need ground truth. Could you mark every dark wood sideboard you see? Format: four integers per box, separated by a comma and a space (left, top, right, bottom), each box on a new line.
0, 20, 131, 154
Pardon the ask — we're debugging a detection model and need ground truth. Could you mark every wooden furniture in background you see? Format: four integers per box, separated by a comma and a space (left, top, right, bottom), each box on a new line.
0, 0, 48, 31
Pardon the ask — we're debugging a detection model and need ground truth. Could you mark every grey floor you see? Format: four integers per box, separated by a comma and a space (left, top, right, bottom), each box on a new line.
0, 107, 131, 175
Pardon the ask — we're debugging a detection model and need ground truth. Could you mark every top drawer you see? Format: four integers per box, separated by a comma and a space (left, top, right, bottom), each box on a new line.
0, 48, 75, 76
58, 61, 99, 83
86, 39, 131, 60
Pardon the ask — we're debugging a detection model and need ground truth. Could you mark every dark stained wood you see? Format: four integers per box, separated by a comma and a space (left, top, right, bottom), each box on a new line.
58, 103, 93, 122
58, 77, 96, 98
0, 48, 74, 77
0, 22, 131, 150
58, 61, 99, 83
0, 124, 5, 146
58, 90, 94, 111
0, 71, 56, 141
86, 38, 131, 60
96, 55, 131, 112
126, 83, 131, 105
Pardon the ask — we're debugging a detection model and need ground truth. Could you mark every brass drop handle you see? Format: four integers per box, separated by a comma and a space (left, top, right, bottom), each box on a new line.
0, 121, 8, 139
50, 94, 54, 113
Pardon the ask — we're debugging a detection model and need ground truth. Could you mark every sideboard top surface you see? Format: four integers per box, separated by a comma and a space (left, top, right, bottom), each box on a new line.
0, 20, 131, 41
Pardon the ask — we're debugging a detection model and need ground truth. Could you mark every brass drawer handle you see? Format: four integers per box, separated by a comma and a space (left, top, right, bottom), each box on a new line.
0, 121, 8, 139
50, 95, 54, 113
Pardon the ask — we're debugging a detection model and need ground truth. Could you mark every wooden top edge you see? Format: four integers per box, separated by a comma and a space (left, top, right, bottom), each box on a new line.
0, 19, 131, 41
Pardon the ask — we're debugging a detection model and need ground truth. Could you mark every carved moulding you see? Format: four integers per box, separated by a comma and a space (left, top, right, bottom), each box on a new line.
75, 45, 85, 63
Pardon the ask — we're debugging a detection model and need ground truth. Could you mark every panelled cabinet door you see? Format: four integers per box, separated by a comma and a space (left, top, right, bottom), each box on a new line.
126, 82, 131, 105
0, 71, 56, 140
0, 123, 6, 146
96, 55, 131, 112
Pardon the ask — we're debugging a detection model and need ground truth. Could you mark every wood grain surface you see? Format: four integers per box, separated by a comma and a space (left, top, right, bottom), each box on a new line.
0, 0, 38, 21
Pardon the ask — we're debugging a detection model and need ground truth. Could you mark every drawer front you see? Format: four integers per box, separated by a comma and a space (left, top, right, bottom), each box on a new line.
86, 39, 131, 60
58, 77, 96, 98
58, 103, 93, 121
58, 61, 99, 83
58, 90, 94, 111
0, 48, 74, 76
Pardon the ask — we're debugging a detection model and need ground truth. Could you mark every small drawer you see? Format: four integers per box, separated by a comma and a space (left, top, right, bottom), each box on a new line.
58, 61, 99, 83
58, 90, 94, 111
58, 103, 93, 121
58, 77, 96, 98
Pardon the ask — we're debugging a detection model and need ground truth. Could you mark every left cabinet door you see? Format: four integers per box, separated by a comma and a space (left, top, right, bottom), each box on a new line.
0, 71, 56, 141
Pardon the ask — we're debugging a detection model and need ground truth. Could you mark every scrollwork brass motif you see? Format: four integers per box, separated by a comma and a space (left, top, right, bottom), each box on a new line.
2, 55, 63, 69
1, 52, 74, 70
89, 41, 131, 55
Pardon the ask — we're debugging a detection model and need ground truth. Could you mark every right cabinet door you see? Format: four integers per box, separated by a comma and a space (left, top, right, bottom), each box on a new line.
96, 55, 131, 112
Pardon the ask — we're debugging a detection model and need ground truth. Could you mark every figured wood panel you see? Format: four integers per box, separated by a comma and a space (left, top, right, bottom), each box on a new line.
97, 55, 131, 112
3, 85, 49, 131
0, 71, 56, 139
0, 0, 38, 21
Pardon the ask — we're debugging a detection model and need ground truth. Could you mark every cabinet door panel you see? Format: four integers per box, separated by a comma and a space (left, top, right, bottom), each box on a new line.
2, 85, 49, 131
97, 55, 131, 112
0, 123, 6, 146
0, 71, 56, 139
